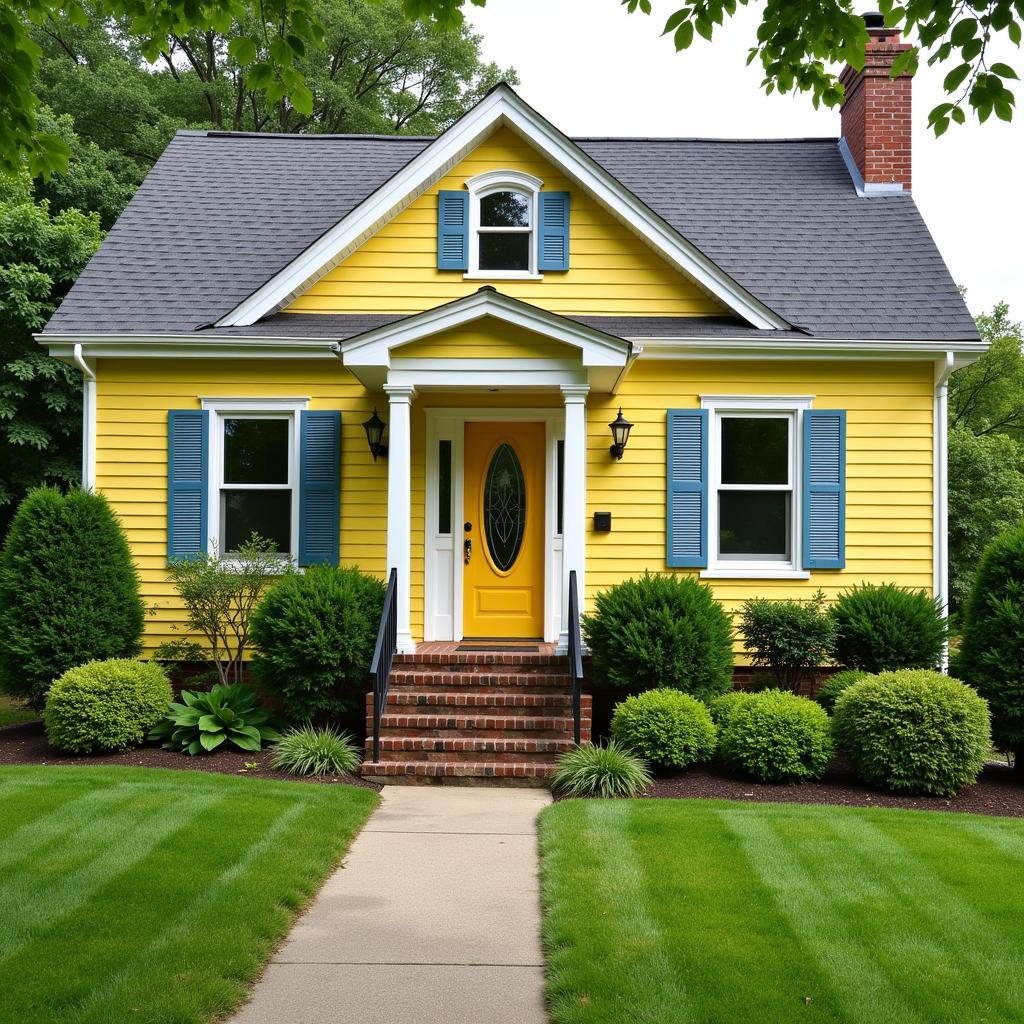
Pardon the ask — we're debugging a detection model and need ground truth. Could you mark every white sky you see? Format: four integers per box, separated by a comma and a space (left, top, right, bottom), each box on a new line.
465, 0, 1024, 321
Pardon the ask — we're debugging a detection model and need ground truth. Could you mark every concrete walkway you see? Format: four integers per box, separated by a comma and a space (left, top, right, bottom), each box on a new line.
232, 786, 552, 1024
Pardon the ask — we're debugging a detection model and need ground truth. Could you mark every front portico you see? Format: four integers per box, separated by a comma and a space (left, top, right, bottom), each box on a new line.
338, 289, 633, 653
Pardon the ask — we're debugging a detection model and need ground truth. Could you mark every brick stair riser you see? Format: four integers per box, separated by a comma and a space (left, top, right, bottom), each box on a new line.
362, 760, 558, 779
367, 748, 568, 764
379, 692, 585, 711
372, 713, 574, 731
368, 736, 574, 755
393, 652, 566, 668
389, 670, 571, 689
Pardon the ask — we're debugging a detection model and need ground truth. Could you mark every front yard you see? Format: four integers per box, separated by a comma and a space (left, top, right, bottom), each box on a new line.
0, 766, 378, 1024
541, 798, 1024, 1024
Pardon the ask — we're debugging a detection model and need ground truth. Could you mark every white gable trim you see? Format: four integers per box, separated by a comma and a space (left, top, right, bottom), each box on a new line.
214, 85, 790, 331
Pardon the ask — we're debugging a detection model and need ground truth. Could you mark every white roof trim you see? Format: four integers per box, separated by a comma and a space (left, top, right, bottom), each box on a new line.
214, 84, 790, 331
340, 288, 631, 369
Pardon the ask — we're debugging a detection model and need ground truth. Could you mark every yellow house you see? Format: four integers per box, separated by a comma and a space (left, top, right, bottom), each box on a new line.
40, 28, 984, 780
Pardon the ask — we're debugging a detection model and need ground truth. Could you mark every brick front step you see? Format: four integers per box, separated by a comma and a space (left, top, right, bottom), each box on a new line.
382, 690, 577, 710
393, 651, 566, 668
389, 667, 571, 690
365, 735, 575, 763
370, 712, 580, 738
361, 760, 559, 782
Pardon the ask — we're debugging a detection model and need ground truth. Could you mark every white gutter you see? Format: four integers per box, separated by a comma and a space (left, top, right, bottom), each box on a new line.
73, 343, 97, 491
934, 351, 954, 669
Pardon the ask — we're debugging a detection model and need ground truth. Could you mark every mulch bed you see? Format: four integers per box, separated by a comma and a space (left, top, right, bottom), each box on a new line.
643, 755, 1024, 818
0, 719, 380, 790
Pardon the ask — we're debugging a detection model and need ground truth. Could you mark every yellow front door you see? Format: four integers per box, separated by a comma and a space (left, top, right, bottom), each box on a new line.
462, 421, 545, 639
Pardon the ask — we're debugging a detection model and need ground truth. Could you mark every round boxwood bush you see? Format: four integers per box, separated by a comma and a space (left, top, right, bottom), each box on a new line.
549, 740, 653, 798
718, 690, 834, 783
611, 688, 717, 770
958, 522, 1024, 764
708, 690, 750, 728
815, 669, 869, 714
44, 659, 171, 754
0, 487, 145, 708
250, 565, 385, 720
582, 573, 733, 702
832, 670, 991, 797
830, 583, 946, 673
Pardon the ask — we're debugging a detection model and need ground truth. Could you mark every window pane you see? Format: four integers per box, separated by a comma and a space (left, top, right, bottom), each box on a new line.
223, 418, 289, 484
438, 440, 452, 535
480, 190, 530, 227
721, 417, 788, 485
222, 490, 291, 553
479, 232, 530, 271
719, 491, 790, 558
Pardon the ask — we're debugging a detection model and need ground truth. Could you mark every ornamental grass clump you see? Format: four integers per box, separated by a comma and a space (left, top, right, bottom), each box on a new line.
582, 573, 733, 702
815, 669, 869, 714
549, 740, 653, 799
44, 659, 171, 754
271, 724, 362, 776
718, 689, 834, 783
832, 670, 991, 796
611, 689, 717, 771
830, 583, 947, 673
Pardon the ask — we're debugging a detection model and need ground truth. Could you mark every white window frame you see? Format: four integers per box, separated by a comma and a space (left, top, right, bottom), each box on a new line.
200, 397, 309, 561
700, 395, 813, 580
464, 170, 544, 281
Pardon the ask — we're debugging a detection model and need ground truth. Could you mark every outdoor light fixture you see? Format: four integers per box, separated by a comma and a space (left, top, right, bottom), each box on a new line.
362, 408, 388, 461
608, 408, 633, 460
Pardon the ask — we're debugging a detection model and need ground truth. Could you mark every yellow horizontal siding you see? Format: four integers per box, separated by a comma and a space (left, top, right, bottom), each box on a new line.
284, 126, 725, 318
398, 321, 576, 361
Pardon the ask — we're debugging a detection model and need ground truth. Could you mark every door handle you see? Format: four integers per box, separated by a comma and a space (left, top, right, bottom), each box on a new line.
464, 538, 472, 564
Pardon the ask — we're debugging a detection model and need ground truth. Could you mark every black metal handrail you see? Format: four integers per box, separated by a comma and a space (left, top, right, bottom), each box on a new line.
568, 569, 584, 745
369, 567, 398, 763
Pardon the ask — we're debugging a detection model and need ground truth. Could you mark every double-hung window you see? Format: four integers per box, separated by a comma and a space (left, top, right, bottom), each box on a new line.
465, 170, 543, 279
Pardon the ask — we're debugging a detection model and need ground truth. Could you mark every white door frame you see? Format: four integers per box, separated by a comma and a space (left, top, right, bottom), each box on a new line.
424, 407, 564, 644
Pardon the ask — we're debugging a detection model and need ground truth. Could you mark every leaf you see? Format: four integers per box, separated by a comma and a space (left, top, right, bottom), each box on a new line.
289, 83, 314, 116
231, 732, 263, 752
228, 37, 258, 66
1009, 21, 1022, 45
991, 62, 1020, 80
197, 714, 222, 733
200, 730, 226, 751
951, 18, 978, 46
663, 8, 688, 34
943, 63, 972, 92
674, 22, 694, 50
696, 15, 713, 40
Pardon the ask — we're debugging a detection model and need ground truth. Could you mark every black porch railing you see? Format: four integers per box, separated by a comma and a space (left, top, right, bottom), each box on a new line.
568, 569, 584, 745
369, 567, 398, 763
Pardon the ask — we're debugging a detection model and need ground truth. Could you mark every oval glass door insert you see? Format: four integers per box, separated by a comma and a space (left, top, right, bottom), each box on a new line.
483, 443, 526, 572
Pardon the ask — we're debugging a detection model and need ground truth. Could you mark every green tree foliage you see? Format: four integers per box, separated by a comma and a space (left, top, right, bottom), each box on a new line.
9, 0, 513, 177
0, 487, 145, 708
0, 177, 102, 533
948, 428, 1024, 611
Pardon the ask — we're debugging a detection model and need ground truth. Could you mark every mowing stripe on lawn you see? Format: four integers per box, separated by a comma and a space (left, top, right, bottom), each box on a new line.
0, 789, 223, 960
950, 817, 1024, 863
68, 800, 307, 1022
720, 807, 928, 1024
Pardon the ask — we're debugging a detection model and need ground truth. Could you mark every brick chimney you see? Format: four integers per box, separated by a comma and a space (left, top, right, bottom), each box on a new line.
839, 11, 913, 192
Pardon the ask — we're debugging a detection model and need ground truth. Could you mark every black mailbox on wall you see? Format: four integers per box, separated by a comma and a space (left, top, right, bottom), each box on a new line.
593, 512, 612, 532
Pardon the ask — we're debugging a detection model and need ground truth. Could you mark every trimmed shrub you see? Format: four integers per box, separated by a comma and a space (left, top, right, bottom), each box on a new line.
582, 573, 733, 701
250, 566, 385, 720
0, 487, 145, 708
271, 724, 362, 776
830, 583, 947, 673
708, 690, 750, 728
739, 591, 836, 692
718, 690, 834, 783
44, 659, 171, 754
958, 523, 1024, 764
816, 669, 869, 715
611, 689, 717, 770
149, 683, 283, 756
832, 670, 990, 796
549, 740, 653, 798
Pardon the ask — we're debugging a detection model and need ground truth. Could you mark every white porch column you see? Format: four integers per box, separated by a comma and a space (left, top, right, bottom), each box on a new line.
384, 383, 416, 653
560, 385, 589, 652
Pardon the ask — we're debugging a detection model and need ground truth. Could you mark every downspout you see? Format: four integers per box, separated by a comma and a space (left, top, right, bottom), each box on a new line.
934, 351, 954, 670
73, 343, 97, 491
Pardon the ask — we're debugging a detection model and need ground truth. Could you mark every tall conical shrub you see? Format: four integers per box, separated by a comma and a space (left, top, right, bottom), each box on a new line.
0, 487, 145, 708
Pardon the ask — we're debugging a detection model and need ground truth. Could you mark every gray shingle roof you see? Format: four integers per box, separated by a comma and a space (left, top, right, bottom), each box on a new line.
43, 129, 978, 343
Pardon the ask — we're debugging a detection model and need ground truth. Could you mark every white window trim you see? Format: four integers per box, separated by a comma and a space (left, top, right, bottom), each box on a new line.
464, 170, 544, 281
200, 397, 309, 561
699, 395, 813, 581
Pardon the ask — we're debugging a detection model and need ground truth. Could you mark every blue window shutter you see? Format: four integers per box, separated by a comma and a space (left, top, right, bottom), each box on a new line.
299, 410, 341, 566
538, 191, 570, 271
167, 409, 208, 560
802, 409, 846, 569
437, 190, 469, 270
666, 409, 708, 568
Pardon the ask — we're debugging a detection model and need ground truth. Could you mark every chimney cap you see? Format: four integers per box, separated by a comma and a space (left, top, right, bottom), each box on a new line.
862, 11, 886, 28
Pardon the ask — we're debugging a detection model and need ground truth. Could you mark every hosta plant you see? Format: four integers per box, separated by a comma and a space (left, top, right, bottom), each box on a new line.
149, 683, 283, 756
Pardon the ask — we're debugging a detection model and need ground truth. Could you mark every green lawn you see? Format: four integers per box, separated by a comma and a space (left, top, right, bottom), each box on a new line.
0, 694, 39, 728
0, 766, 378, 1024
541, 798, 1024, 1024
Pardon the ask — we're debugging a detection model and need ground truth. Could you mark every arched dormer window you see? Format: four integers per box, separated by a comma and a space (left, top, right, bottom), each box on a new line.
465, 170, 543, 279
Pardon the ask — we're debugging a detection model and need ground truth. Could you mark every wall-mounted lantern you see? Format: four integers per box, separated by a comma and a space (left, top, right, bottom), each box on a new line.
362, 408, 388, 461
608, 408, 633, 460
